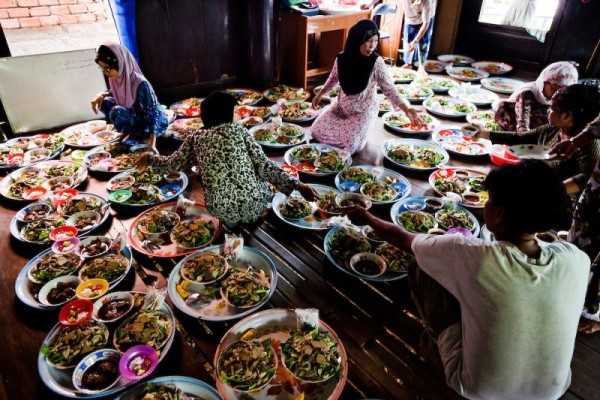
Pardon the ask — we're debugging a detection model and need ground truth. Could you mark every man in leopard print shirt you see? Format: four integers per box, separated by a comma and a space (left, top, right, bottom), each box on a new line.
136, 91, 318, 224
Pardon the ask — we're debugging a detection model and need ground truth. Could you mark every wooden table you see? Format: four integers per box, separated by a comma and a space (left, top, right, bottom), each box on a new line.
2, 85, 600, 400
277, 10, 370, 89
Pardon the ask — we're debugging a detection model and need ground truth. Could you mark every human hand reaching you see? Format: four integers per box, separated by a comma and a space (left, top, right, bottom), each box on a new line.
341, 205, 372, 226
405, 107, 424, 126
312, 94, 323, 110
91, 93, 104, 114
134, 152, 151, 173
297, 182, 320, 202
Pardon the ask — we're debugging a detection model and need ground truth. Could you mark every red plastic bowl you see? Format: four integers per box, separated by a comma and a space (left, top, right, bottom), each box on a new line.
59, 298, 93, 326
22, 186, 47, 200
49, 225, 78, 241
489, 144, 520, 166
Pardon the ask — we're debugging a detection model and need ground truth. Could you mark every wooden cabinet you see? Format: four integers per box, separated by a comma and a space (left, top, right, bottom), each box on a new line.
277, 10, 370, 89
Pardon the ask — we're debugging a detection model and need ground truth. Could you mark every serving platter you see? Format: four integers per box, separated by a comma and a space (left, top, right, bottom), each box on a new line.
324, 225, 412, 280
105, 170, 188, 206
272, 184, 346, 230
226, 88, 264, 106
276, 101, 320, 123
466, 110, 500, 132
10, 192, 109, 245
165, 117, 204, 141
127, 201, 221, 258
423, 96, 477, 118
412, 76, 458, 93
437, 54, 475, 65
314, 84, 340, 102
448, 87, 499, 107
116, 376, 223, 400
395, 84, 434, 103
60, 120, 109, 148
378, 95, 393, 115
15, 243, 132, 310
248, 122, 307, 149
0, 160, 88, 201
424, 59, 448, 73
234, 105, 275, 126
471, 61, 513, 75
480, 77, 524, 94
382, 138, 450, 172
334, 165, 411, 205
84, 142, 149, 173
0, 134, 65, 169
431, 127, 491, 157
284, 143, 351, 176
428, 167, 489, 208
382, 110, 439, 135
38, 292, 175, 398
214, 308, 348, 400
263, 85, 309, 102
391, 196, 480, 237
387, 66, 417, 83
169, 97, 203, 117
446, 67, 489, 82
168, 244, 277, 321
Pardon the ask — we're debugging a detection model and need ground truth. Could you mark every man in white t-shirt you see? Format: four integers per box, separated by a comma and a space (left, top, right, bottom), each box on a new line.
344, 160, 590, 399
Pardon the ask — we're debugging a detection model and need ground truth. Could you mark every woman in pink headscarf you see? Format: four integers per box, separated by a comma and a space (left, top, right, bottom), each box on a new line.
91, 42, 167, 152
494, 61, 578, 132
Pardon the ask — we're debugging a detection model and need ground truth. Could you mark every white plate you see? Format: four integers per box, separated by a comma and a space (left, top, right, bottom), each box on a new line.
382, 138, 449, 172
446, 66, 489, 82
248, 122, 307, 149
165, 117, 204, 141
480, 77, 524, 94
423, 60, 449, 73
412, 76, 458, 93
431, 127, 491, 157
314, 84, 341, 102
387, 66, 418, 83
448, 87, 499, 106
169, 98, 203, 117
115, 376, 223, 400
38, 293, 175, 398
168, 245, 277, 321
423, 96, 477, 118
272, 184, 346, 230
284, 143, 351, 176
334, 165, 411, 205
437, 54, 475, 65
507, 144, 555, 160
214, 309, 348, 400
61, 121, 118, 149
382, 110, 439, 135
395, 84, 434, 103
226, 88, 264, 106
471, 61, 513, 75
263, 85, 309, 103
15, 244, 132, 310
276, 101, 320, 123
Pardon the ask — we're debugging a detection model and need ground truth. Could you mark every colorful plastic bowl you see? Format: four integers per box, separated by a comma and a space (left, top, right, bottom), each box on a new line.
159, 184, 181, 199
402, 199, 426, 211
390, 182, 409, 197
76, 278, 110, 301
71, 150, 88, 162
49, 225, 78, 241
490, 144, 520, 166
119, 345, 159, 380
446, 227, 473, 237
339, 181, 360, 193
108, 189, 132, 203
72, 349, 121, 394
59, 298, 94, 326
22, 186, 47, 200
52, 237, 81, 254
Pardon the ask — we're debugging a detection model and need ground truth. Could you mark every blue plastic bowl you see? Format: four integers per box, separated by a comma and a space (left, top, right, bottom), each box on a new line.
160, 184, 181, 198
339, 181, 360, 192
390, 182, 408, 197
402, 199, 426, 211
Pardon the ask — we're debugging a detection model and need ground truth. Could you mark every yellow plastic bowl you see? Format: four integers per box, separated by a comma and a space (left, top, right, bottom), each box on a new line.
76, 278, 110, 301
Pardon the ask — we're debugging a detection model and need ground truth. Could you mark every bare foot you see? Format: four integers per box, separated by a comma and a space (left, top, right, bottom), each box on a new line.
401, 63, 413, 69
578, 317, 600, 334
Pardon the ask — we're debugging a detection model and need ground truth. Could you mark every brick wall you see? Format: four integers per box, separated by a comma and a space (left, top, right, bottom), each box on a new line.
0, 0, 107, 29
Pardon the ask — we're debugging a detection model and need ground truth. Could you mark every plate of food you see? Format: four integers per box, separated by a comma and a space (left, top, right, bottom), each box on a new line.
169, 97, 203, 117
234, 105, 274, 124
127, 201, 221, 258
431, 127, 492, 157
446, 67, 489, 82
429, 168, 489, 209
272, 184, 345, 230
276, 101, 319, 123
382, 138, 449, 172
263, 85, 310, 102
391, 196, 480, 236
1, 133, 65, 169
248, 122, 306, 149
382, 110, 439, 135
165, 117, 204, 141
106, 170, 188, 206
466, 110, 500, 131
378, 95, 393, 115
437, 54, 475, 65
60, 120, 110, 148
412, 76, 458, 93
395, 84, 434, 103
314, 85, 341, 102
84, 142, 150, 173
480, 77, 525, 94
387, 66, 418, 83
424, 59, 449, 73
334, 165, 411, 205
507, 144, 555, 160
471, 61, 513, 75
423, 96, 477, 118
38, 292, 176, 398
448, 87, 499, 107
325, 224, 415, 280
10, 192, 109, 245
115, 376, 223, 400
226, 88, 264, 106
284, 144, 351, 176
168, 244, 277, 321
214, 308, 348, 400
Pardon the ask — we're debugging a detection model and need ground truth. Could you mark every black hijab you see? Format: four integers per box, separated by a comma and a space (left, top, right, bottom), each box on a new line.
200, 91, 238, 128
337, 19, 380, 96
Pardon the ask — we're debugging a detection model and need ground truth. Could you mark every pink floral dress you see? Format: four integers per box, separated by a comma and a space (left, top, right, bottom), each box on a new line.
310, 57, 409, 154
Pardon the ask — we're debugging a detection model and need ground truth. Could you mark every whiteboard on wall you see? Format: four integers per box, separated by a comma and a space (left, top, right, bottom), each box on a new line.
0, 49, 107, 133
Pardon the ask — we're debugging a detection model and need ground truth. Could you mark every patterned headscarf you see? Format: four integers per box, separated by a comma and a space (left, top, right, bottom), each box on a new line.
96, 42, 146, 109
337, 19, 380, 96
508, 61, 578, 105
